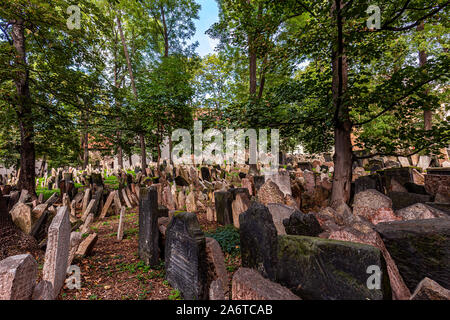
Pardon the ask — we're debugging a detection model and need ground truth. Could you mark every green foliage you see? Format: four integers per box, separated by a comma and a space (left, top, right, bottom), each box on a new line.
205, 224, 240, 256
168, 289, 182, 300
35, 187, 59, 201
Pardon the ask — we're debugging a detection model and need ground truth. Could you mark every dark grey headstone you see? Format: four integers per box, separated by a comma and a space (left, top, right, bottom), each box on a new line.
239, 202, 278, 281
138, 187, 160, 266
282, 211, 323, 237
165, 212, 208, 300
388, 191, 432, 210
297, 162, 312, 171
354, 175, 383, 194
175, 176, 189, 187
276, 235, 391, 300
380, 167, 414, 191
200, 167, 211, 182
253, 176, 265, 192
229, 187, 250, 200
214, 191, 233, 225
404, 182, 428, 195
368, 159, 384, 172
376, 218, 450, 291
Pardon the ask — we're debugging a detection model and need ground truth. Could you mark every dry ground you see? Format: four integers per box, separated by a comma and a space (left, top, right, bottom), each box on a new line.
59, 207, 240, 300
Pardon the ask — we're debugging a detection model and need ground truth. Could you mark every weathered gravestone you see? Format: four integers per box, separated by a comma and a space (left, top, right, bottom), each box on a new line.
376, 218, 450, 292
239, 202, 278, 281
165, 212, 208, 300
266, 203, 296, 235
201, 167, 211, 182
354, 174, 384, 195
138, 187, 160, 266
282, 210, 323, 237
253, 176, 265, 192
42, 206, 71, 299
276, 235, 391, 300
0, 254, 37, 300
214, 191, 233, 225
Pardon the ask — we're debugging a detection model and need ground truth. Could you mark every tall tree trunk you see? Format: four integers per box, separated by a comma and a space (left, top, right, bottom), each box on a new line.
117, 14, 146, 171
117, 138, 123, 170
140, 134, 147, 172
249, 37, 257, 97
330, 0, 352, 206
83, 131, 89, 169
417, 22, 432, 130
160, 5, 169, 57
12, 19, 35, 196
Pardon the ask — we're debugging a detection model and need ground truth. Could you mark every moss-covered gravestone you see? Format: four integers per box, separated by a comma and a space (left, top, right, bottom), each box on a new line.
138, 187, 160, 266
276, 235, 391, 300
165, 212, 208, 300
376, 218, 450, 292
239, 202, 279, 281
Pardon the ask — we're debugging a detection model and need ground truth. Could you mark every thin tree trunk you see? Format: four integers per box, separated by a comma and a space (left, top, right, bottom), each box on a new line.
417, 22, 432, 131
330, 0, 352, 206
140, 134, 147, 172
39, 155, 47, 177
117, 139, 123, 170
249, 38, 257, 97
117, 14, 146, 171
160, 5, 169, 57
12, 19, 35, 196
117, 15, 137, 98
83, 131, 89, 169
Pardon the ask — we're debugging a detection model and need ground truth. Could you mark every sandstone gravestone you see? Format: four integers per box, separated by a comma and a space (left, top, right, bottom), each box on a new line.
117, 206, 126, 241
232, 267, 300, 300
239, 202, 278, 281
138, 187, 160, 266
265, 171, 292, 196
231, 192, 251, 228
0, 254, 37, 300
43, 206, 71, 299
266, 203, 296, 235
9, 202, 32, 234
165, 212, 208, 300
205, 237, 228, 296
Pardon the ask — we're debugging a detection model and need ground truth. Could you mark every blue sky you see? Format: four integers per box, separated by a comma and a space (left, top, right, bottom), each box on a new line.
192, 0, 219, 57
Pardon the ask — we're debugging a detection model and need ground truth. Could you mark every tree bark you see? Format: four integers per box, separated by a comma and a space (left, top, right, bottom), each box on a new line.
117, 138, 123, 170
160, 5, 169, 57
249, 37, 257, 97
117, 14, 146, 171
140, 134, 147, 172
12, 19, 35, 196
330, 0, 352, 206
417, 22, 432, 131
83, 131, 89, 169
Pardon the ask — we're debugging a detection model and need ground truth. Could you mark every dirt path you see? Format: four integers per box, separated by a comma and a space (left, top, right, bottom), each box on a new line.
60, 207, 240, 300
61, 208, 173, 300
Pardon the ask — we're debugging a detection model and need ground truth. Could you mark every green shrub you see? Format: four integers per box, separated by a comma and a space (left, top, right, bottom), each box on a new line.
205, 224, 240, 256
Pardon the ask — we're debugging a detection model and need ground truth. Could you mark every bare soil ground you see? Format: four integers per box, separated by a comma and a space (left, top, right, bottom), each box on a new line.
59, 208, 240, 300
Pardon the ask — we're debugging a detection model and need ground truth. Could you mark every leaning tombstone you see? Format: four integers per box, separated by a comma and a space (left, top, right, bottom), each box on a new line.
165, 211, 208, 300
42, 206, 71, 299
